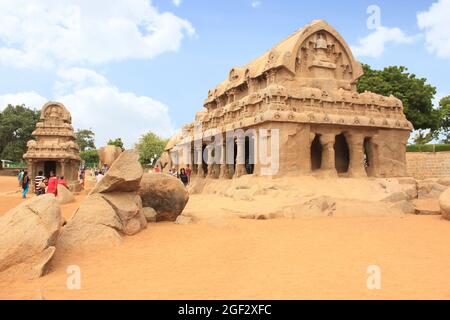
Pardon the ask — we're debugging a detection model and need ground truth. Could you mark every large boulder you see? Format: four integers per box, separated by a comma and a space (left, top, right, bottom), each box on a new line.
57, 194, 124, 253
90, 149, 143, 194
0, 195, 61, 278
98, 145, 123, 168
56, 184, 75, 204
138, 173, 189, 221
439, 187, 450, 220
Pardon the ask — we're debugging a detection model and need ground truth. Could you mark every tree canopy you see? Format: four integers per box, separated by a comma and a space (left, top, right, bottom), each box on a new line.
75, 129, 96, 151
357, 64, 440, 132
135, 131, 168, 166
0, 104, 40, 162
107, 138, 124, 150
437, 95, 450, 143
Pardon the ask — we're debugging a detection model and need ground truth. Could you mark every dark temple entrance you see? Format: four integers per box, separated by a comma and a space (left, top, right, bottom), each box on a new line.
44, 161, 56, 177
334, 134, 350, 174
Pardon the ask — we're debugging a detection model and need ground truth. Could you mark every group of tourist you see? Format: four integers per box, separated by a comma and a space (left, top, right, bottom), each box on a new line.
152, 164, 191, 186
18, 169, 67, 199
93, 164, 109, 184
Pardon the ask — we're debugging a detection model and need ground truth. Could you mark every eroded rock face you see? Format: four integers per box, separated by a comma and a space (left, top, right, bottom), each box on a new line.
439, 187, 450, 220
0, 195, 61, 278
56, 184, 75, 204
58, 149, 147, 253
90, 150, 143, 194
138, 173, 189, 221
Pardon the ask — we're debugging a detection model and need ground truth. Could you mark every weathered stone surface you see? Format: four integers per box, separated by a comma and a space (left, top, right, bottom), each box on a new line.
98, 145, 122, 168
175, 215, 193, 225
101, 192, 146, 235
90, 149, 143, 194
418, 181, 447, 199
390, 200, 416, 214
397, 177, 417, 185
56, 184, 75, 204
0, 195, 61, 277
382, 191, 407, 203
413, 199, 441, 215
138, 173, 189, 221
142, 207, 157, 223
439, 187, 450, 220
57, 194, 123, 253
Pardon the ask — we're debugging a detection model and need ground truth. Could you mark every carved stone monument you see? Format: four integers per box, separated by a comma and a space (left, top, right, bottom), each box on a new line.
163, 20, 413, 178
23, 102, 82, 191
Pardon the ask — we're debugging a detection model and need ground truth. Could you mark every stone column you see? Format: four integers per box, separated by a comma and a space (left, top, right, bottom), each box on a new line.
60, 160, 66, 178
206, 144, 215, 178
345, 133, 367, 178
319, 134, 337, 175
234, 136, 246, 178
219, 142, 229, 179
195, 145, 204, 178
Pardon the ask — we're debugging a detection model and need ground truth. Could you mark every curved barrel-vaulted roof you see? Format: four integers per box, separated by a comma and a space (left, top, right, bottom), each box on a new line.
204, 20, 363, 104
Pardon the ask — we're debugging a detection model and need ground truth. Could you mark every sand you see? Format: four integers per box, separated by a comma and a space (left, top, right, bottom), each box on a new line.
0, 175, 450, 300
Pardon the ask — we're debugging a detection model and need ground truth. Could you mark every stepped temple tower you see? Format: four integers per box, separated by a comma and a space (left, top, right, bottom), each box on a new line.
160, 20, 413, 178
24, 102, 82, 191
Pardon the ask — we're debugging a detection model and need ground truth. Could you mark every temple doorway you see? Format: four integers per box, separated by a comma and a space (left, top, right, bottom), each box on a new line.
311, 134, 322, 171
201, 144, 208, 176
44, 161, 56, 177
334, 134, 350, 173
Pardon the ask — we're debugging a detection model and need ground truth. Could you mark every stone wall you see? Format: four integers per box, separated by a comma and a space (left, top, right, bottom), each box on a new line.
406, 151, 450, 180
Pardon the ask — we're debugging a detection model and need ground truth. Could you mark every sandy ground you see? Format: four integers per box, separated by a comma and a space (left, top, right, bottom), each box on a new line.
0, 175, 450, 300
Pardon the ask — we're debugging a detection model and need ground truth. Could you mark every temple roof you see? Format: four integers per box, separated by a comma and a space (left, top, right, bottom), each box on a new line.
204, 20, 364, 104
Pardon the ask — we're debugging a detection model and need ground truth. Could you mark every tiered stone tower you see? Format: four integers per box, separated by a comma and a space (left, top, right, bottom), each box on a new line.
23, 101, 82, 191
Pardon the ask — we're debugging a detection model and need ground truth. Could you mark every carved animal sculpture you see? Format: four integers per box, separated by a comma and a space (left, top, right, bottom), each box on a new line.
98, 145, 123, 168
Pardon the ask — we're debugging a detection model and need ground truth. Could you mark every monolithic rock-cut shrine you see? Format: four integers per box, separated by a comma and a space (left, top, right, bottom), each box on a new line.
23, 102, 82, 191
162, 20, 413, 178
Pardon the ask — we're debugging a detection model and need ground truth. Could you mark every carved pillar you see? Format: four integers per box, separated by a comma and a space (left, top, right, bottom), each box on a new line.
234, 136, 246, 178
195, 145, 204, 178
60, 160, 66, 178
206, 144, 215, 178
219, 142, 229, 179
345, 133, 367, 178
319, 134, 337, 174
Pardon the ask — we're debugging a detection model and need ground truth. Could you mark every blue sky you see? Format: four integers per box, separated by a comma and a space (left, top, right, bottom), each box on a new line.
0, 0, 448, 147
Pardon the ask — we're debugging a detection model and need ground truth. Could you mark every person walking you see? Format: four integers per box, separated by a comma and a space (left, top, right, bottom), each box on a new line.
35, 171, 46, 196
179, 168, 189, 187
185, 164, 192, 185
18, 169, 24, 187
58, 176, 68, 188
46, 171, 58, 196
21, 171, 30, 199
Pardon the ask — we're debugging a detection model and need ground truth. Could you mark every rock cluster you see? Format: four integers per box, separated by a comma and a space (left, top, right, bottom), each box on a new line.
57, 150, 147, 253
0, 195, 61, 279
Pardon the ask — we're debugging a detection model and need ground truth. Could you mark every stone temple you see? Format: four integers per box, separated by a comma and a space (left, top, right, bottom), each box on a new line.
160, 20, 413, 178
23, 102, 82, 191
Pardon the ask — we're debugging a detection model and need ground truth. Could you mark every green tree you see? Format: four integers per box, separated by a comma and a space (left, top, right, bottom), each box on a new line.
0, 104, 40, 162
437, 95, 450, 143
75, 129, 96, 151
107, 138, 124, 150
80, 149, 99, 167
357, 64, 440, 131
412, 130, 434, 145
135, 131, 168, 165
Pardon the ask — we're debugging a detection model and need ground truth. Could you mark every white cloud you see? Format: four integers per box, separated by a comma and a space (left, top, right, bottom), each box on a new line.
0, 92, 48, 111
172, 0, 182, 7
251, 1, 261, 8
417, 0, 450, 59
0, 68, 175, 148
0, 0, 196, 69
351, 26, 416, 58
